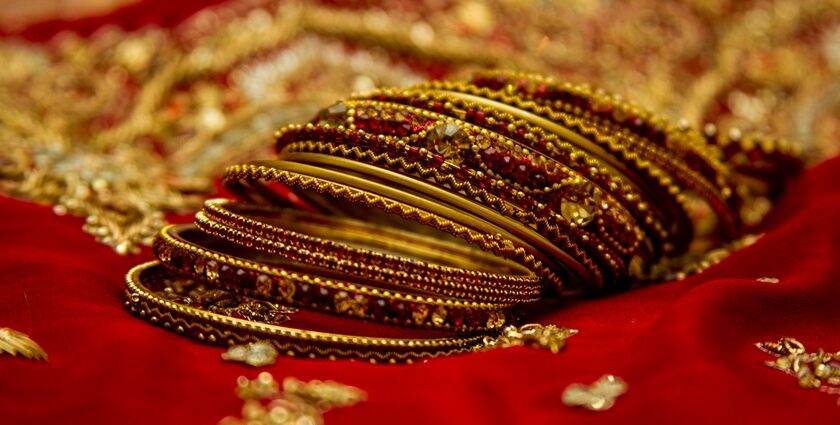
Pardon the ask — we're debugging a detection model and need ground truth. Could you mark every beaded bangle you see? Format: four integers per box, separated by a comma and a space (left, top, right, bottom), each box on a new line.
197, 199, 542, 303
272, 110, 655, 288
222, 161, 565, 287
276, 104, 653, 286
125, 70, 803, 362
154, 224, 517, 332
420, 75, 743, 246
126, 261, 485, 363
348, 88, 671, 254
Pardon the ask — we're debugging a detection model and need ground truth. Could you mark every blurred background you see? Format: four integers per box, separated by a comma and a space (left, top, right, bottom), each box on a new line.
2, 0, 839, 253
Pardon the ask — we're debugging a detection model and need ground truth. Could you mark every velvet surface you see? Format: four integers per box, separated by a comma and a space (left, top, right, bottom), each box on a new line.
3, 2, 840, 423
1, 155, 839, 424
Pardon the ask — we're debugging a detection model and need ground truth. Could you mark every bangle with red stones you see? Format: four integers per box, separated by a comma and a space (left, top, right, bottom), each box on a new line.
422, 80, 736, 239
347, 87, 673, 255
702, 126, 803, 228
126, 261, 486, 363
339, 97, 652, 261
274, 109, 651, 288
277, 136, 623, 288
464, 70, 731, 193
154, 224, 518, 332
275, 121, 642, 285
221, 160, 568, 291
196, 199, 542, 303
418, 73, 742, 245
403, 81, 697, 243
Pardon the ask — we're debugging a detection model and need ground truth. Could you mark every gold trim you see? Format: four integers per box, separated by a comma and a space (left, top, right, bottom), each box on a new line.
0, 327, 47, 361
219, 372, 365, 425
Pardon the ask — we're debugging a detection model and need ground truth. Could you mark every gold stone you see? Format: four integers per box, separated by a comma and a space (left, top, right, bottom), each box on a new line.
775, 357, 792, 370
430, 306, 447, 326
426, 122, 468, 161
814, 363, 831, 378
206, 260, 220, 280
158, 246, 172, 262
255, 274, 273, 297
221, 341, 279, 367
275, 278, 295, 302
628, 256, 644, 278
560, 200, 597, 226
412, 304, 429, 324
562, 374, 627, 411
486, 311, 505, 328
798, 374, 821, 389
193, 257, 206, 274
0, 327, 48, 361
335, 292, 365, 317
474, 133, 491, 150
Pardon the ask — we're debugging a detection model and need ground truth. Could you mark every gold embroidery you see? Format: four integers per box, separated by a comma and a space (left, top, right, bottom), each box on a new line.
756, 277, 780, 283
219, 372, 366, 425
480, 323, 577, 354
222, 341, 279, 367
0, 327, 47, 361
562, 374, 627, 411
154, 274, 297, 326
2, 0, 840, 253
757, 337, 840, 403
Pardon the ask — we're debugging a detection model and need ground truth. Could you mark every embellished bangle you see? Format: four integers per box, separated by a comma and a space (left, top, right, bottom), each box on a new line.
704, 127, 803, 227
124, 70, 802, 362
222, 161, 564, 289
418, 74, 744, 246
275, 108, 652, 285
126, 261, 486, 363
154, 225, 516, 332
196, 199, 542, 303
271, 112, 653, 289
346, 88, 671, 253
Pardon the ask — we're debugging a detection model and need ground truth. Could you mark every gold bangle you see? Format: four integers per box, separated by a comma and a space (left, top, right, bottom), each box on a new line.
420, 76, 742, 246
123, 70, 803, 362
222, 161, 564, 289
154, 224, 516, 332
346, 88, 669, 254
197, 199, 542, 303
126, 261, 485, 363
337, 97, 651, 258
277, 108, 650, 284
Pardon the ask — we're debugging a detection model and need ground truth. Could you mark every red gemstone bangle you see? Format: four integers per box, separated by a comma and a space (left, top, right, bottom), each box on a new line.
196, 199, 543, 303
154, 224, 517, 332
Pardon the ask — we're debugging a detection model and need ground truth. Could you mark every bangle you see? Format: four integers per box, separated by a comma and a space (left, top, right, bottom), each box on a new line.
271, 110, 656, 289
419, 74, 741, 245
222, 161, 563, 288
125, 70, 803, 361
126, 261, 485, 363
196, 199, 542, 303
276, 106, 654, 286
346, 88, 671, 254
154, 224, 516, 332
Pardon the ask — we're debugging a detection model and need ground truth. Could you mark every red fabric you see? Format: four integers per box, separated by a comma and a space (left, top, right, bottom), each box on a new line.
4, 2, 840, 423
1, 157, 839, 424
1, 0, 228, 41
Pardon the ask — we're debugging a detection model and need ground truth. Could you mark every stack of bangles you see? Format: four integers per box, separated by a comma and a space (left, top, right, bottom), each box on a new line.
124, 70, 802, 362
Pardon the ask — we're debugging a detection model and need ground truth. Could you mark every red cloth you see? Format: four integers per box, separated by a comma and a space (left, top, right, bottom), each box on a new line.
1, 156, 839, 424
3, 2, 840, 423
